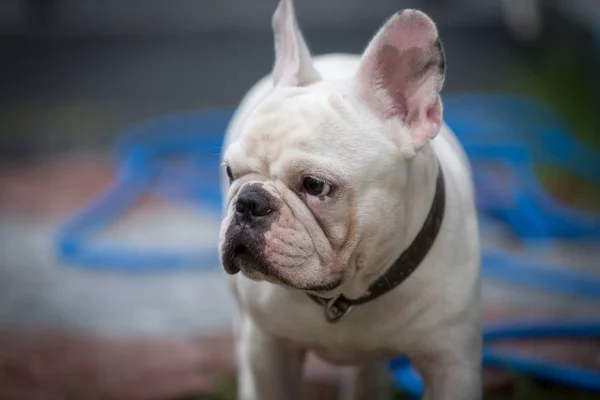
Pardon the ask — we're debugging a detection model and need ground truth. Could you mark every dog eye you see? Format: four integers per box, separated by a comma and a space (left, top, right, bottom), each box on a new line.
225, 165, 234, 183
302, 177, 331, 197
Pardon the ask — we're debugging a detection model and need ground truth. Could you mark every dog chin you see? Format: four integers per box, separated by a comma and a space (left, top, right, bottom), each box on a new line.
262, 273, 343, 293
228, 250, 342, 293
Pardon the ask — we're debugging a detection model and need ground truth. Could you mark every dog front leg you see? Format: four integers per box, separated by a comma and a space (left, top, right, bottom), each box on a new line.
341, 359, 390, 400
410, 331, 482, 400
236, 313, 306, 400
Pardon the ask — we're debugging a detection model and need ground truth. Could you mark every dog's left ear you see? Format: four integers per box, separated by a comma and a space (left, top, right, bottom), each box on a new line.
272, 0, 321, 87
354, 10, 446, 151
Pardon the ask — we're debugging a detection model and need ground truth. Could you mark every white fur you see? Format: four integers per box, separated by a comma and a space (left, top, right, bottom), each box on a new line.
219, 5, 481, 400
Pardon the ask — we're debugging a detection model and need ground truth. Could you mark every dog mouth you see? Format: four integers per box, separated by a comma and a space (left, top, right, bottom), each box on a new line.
222, 244, 342, 292
233, 245, 269, 274
222, 244, 260, 275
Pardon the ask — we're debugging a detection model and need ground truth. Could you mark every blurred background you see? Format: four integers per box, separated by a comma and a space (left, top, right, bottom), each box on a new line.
0, 0, 599, 399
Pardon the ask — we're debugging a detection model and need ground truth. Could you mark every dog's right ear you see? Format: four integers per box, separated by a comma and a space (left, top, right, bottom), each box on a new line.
271, 0, 321, 87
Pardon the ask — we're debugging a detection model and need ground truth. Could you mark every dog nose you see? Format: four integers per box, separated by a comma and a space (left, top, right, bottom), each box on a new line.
236, 188, 272, 220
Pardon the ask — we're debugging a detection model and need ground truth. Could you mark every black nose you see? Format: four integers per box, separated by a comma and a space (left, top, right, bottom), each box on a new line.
236, 187, 272, 221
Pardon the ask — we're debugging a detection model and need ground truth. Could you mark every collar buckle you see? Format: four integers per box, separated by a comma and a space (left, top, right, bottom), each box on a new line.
324, 295, 354, 323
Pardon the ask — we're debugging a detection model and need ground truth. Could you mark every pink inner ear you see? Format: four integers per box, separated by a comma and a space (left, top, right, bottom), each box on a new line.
356, 10, 445, 147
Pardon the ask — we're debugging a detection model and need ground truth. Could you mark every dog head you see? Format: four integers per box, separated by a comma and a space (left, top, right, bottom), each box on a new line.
219, 0, 445, 296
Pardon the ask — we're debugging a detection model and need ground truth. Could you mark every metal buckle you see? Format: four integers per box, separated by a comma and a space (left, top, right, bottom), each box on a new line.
324, 295, 354, 323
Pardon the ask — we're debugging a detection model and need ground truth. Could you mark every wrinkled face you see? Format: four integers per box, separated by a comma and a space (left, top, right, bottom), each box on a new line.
219, 3, 446, 295
219, 85, 406, 293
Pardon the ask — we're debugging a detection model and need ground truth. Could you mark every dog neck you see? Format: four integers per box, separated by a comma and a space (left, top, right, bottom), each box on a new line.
399, 144, 441, 256
309, 143, 443, 321
355, 144, 440, 296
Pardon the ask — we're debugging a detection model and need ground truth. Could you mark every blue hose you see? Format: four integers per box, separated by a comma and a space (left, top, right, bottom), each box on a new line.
482, 249, 600, 300
53, 94, 600, 392
444, 94, 600, 240
55, 95, 600, 271
387, 94, 600, 395
392, 320, 600, 398
55, 109, 230, 271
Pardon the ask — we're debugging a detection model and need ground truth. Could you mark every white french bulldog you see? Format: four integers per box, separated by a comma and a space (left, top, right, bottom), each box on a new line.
218, 1, 481, 399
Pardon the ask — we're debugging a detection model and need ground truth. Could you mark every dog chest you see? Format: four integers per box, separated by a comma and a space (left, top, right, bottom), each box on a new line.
235, 277, 409, 362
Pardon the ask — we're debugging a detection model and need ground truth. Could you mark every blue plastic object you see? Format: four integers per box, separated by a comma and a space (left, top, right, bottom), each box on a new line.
481, 248, 600, 300
55, 94, 600, 271
55, 108, 233, 271
391, 320, 600, 398
444, 94, 600, 241
54, 94, 600, 392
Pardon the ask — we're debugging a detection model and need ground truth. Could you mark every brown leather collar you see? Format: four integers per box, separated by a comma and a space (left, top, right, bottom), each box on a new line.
308, 161, 446, 323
